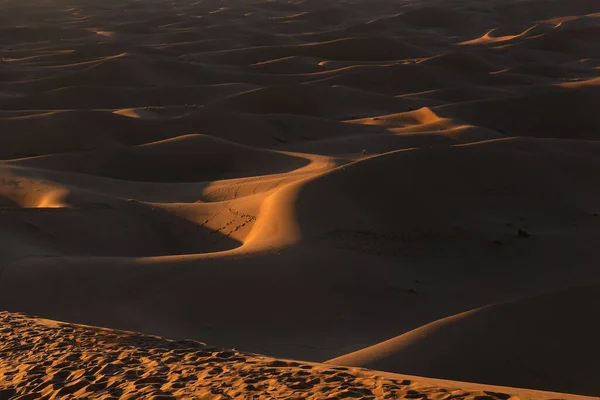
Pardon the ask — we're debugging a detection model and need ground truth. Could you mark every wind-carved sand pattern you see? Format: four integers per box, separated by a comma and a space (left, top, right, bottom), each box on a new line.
0, 312, 593, 400
0, 0, 600, 398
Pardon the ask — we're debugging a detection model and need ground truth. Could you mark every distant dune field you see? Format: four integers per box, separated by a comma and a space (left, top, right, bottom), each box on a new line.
0, 0, 599, 398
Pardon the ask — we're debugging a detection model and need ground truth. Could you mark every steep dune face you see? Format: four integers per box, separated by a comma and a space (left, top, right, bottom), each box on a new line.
0, 0, 599, 397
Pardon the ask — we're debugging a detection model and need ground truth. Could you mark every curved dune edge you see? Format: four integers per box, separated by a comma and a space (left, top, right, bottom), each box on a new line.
326, 284, 600, 396
0, 311, 594, 400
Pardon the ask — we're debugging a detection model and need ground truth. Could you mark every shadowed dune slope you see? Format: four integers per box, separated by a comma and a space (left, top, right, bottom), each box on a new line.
11, 134, 310, 182
327, 284, 600, 396
292, 138, 600, 241
438, 79, 600, 140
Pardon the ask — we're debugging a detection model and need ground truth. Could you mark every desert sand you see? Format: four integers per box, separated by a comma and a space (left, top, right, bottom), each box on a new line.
0, 0, 599, 398
3, 312, 597, 400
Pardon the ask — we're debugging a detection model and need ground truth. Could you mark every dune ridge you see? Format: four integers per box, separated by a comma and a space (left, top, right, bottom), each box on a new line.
2, 311, 595, 400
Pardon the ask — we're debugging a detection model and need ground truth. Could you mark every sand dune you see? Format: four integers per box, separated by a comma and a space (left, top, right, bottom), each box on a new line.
290, 138, 600, 241
0, 0, 599, 398
1, 312, 593, 400
11, 134, 309, 182
327, 284, 600, 396
439, 79, 600, 139
204, 84, 410, 118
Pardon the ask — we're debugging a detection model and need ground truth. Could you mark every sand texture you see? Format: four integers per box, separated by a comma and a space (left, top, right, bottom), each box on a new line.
1, 0, 600, 397
0, 312, 596, 400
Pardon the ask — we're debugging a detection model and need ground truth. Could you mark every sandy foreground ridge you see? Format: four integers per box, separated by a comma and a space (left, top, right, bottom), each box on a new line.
0, 312, 596, 400
0, 0, 600, 398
